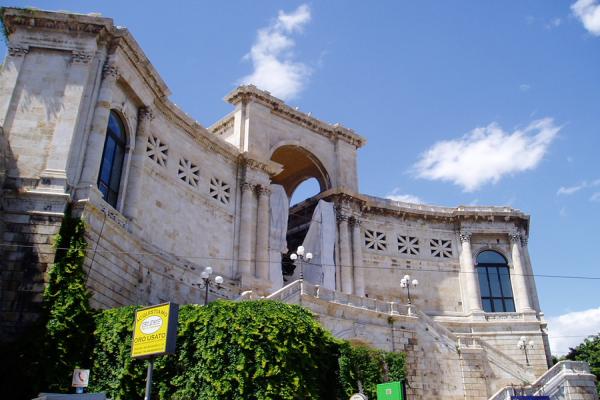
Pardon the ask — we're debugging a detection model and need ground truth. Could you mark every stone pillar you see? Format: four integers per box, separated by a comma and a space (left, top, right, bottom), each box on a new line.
79, 61, 119, 187
510, 232, 533, 312
42, 50, 94, 185
459, 231, 482, 313
0, 45, 28, 127
338, 213, 353, 294
123, 106, 154, 221
238, 182, 256, 279
255, 185, 270, 282
521, 236, 540, 311
351, 217, 365, 297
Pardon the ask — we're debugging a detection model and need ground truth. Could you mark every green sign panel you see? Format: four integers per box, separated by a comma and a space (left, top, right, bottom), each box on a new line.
377, 381, 404, 400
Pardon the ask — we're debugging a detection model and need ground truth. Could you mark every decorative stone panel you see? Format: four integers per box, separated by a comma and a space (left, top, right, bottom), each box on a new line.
177, 158, 199, 188
365, 229, 387, 251
146, 135, 168, 167
398, 235, 419, 255
430, 239, 453, 258
209, 177, 231, 205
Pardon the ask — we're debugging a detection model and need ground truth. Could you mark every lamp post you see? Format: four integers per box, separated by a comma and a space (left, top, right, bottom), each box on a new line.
289, 245, 313, 280
517, 336, 534, 366
400, 274, 419, 305
200, 266, 223, 306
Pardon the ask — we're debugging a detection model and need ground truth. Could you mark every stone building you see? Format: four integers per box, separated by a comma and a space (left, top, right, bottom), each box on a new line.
0, 8, 596, 399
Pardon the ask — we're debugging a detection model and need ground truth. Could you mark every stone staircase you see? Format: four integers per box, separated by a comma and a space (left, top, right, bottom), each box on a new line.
488, 361, 597, 400
238, 279, 554, 399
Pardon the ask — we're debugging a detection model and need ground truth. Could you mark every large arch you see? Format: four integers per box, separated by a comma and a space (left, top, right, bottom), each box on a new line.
270, 145, 331, 198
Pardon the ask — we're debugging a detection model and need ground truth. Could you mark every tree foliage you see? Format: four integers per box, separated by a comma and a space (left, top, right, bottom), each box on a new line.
89, 301, 406, 399
564, 333, 600, 394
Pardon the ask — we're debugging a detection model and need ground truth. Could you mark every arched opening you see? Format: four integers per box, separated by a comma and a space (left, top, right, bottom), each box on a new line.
476, 250, 515, 313
270, 146, 331, 282
97, 110, 127, 208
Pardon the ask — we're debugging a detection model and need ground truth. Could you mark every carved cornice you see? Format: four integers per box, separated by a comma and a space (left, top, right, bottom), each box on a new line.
225, 85, 366, 149
209, 115, 235, 136
7, 45, 28, 57
2, 9, 111, 37
71, 50, 93, 64
239, 153, 283, 177
509, 232, 521, 244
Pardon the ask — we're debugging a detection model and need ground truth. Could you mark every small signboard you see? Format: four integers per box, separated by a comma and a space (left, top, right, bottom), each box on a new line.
377, 381, 404, 400
131, 302, 178, 358
511, 397, 550, 400
72, 368, 90, 388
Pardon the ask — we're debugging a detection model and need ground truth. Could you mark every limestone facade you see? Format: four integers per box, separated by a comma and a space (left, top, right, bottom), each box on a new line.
0, 8, 593, 399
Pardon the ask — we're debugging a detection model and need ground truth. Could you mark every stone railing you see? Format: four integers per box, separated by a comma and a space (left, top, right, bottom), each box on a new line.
457, 335, 534, 384
299, 281, 411, 316
488, 361, 594, 400
266, 280, 303, 302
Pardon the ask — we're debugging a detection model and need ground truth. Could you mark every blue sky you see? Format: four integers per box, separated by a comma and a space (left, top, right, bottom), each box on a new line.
2, 1, 599, 354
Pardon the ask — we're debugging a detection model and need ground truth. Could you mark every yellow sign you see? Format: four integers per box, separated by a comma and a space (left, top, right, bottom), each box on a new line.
131, 303, 178, 358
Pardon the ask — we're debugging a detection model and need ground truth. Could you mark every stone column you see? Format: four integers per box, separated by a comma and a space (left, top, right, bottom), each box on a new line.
351, 217, 365, 297
338, 213, 353, 294
123, 106, 154, 221
43, 50, 94, 185
510, 232, 533, 312
255, 185, 270, 282
459, 231, 482, 313
79, 61, 119, 187
521, 236, 540, 311
0, 46, 28, 127
238, 182, 256, 279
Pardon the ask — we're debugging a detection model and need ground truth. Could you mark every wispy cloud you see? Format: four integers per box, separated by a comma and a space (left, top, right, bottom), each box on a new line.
413, 118, 560, 192
572, 0, 600, 36
240, 4, 312, 100
547, 307, 600, 356
545, 17, 562, 29
557, 179, 600, 195
519, 83, 531, 92
385, 189, 424, 204
590, 192, 600, 202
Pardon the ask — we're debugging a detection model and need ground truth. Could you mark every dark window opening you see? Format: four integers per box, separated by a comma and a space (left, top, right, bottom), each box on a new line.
477, 250, 515, 313
97, 111, 126, 208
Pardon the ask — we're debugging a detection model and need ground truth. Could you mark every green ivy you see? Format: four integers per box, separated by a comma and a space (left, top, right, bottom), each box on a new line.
41, 211, 96, 392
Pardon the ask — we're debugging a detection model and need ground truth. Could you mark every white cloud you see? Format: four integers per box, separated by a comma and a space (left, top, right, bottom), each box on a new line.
413, 118, 560, 192
545, 17, 562, 29
519, 83, 531, 92
385, 189, 424, 204
557, 179, 600, 195
547, 307, 600, 356
590, 192, 600, 202
572, 0, 600, 36
240, 4, 312, 100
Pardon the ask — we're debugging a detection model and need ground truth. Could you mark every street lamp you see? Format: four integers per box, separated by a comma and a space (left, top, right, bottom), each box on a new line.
400, 274, 418, 305
200, 266, 223, 306
517, 336, 534, 366
289, 245, 313, 280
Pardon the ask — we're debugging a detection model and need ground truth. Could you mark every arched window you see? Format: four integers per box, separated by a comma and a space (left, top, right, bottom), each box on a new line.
97, 111, 126, 208
477, 250, 516, 313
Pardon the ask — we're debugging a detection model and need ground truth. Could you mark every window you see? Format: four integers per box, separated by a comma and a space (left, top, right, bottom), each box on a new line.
477, 250, 515, 313
430, 239, 452, 258
364, 229, 387, 251
398, 235, 419, 255
97, 111, 127, 208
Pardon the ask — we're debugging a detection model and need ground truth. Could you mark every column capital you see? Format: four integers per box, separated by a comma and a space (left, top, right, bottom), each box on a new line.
255, 185, 271, 196
240, 181, 255, 192
102, 62, 120, 80
509, 232, 521, 244
8, 45, 28, 57
71, 50, 93, 64
350, 216, 362, 227
138, 105, 155, 123
459, 231, 472, 243
336, 213, 350, 223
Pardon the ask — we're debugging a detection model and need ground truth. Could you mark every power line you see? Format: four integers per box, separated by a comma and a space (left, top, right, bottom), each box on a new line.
2, 242, 600, 280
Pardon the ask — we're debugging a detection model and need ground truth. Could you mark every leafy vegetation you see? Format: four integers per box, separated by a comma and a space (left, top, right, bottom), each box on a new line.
563, 333, 600, 394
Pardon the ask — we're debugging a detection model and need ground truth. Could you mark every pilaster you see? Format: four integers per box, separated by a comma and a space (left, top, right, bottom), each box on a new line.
351, 216, 365, 297
255, 185, 271, 283
337, 211, 353, 294
459, 231, 483, 314
510, 232, 533, 312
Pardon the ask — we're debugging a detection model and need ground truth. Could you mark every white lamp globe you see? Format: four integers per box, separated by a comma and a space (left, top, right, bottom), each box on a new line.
215, 275, 224, 284
290, 253, 298, 260
528, 340, 534, 348
412, 279, 419, 286
306, 252, 313, 260
204, 267, 213, 275
201, 271, 209, 279
297, 246, 305, 256
403, 274, 410, 281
